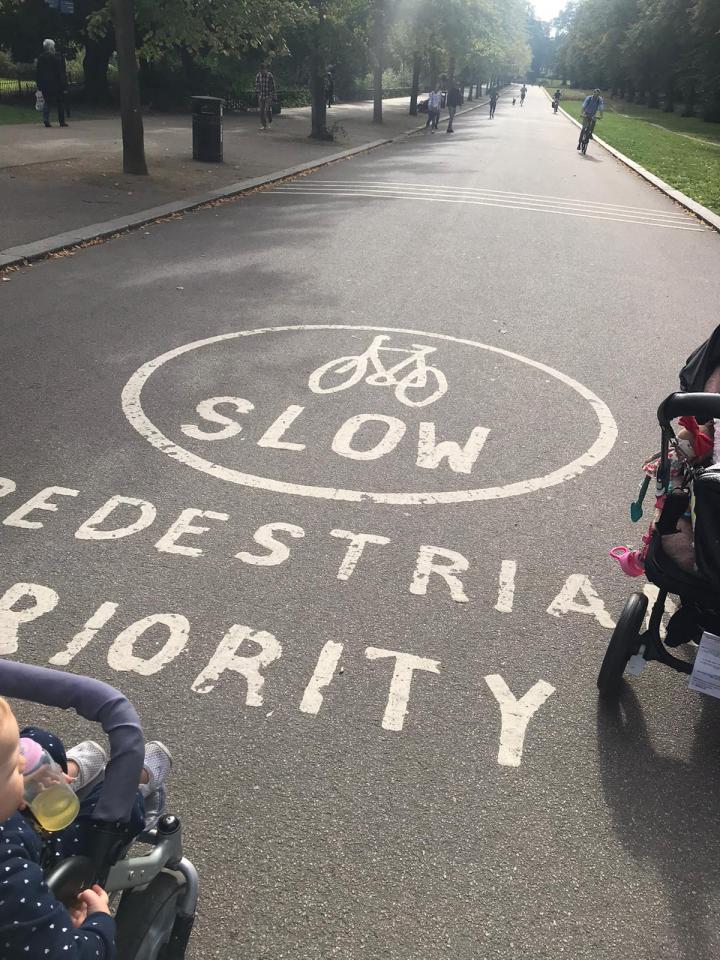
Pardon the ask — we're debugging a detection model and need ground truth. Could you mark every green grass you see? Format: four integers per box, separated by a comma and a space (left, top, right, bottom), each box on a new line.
559, 96, 720, 215
0, 104, 38, 124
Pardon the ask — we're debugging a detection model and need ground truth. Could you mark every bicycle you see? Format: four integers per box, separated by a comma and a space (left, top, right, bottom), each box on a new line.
578, 114, 599, 154
308, 334, 448, 408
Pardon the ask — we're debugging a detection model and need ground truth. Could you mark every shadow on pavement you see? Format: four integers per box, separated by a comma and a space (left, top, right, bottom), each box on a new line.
596, 686, 720, 960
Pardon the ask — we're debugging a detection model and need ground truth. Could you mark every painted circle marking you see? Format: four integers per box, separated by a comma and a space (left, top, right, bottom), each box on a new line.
121, 324, 618, 505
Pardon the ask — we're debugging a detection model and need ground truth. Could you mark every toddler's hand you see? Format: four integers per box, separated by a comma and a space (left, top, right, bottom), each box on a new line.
68, 899, 88, 928
78, 884, 111, 916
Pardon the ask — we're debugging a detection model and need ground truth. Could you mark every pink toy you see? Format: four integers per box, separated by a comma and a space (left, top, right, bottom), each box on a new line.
609, 545, 645, 577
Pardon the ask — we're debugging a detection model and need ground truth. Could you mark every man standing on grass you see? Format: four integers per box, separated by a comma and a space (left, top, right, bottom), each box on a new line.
36, 39, 67, 128
446, 79, 462, 133
255, 63, 277, 131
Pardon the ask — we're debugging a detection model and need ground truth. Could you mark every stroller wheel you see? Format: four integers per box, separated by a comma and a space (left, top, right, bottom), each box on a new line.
597, 592, 648, 697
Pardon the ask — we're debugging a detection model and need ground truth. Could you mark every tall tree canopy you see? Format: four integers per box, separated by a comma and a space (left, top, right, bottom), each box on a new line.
555, 0, 720, 120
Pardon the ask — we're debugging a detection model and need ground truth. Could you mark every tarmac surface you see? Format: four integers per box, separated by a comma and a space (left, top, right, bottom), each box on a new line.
2, 86, 720, 960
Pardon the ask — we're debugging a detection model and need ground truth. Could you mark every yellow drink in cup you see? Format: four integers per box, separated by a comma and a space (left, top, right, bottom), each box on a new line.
20, 737, 80, 832
28, 783, 80, 832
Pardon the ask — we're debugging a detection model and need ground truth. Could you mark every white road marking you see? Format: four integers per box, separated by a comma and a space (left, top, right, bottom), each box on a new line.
331, 413, 407, 461
410, 544, 470, 603
300, 640, 344, 715
495, 561, 517, 614
365, 646, 441, 731
49, 602, 119, 666
191, 624, 282, 699
75, 495, 157, 541
108, 612, 190, 676
330, 529, 391, 581
121, 325, 618, 505
484, 675, 555, 767
416, 422, 490, 474
154, 508, 229, 557
0, 582, 59, 655
546, 573, 615, 628
271, 187, 705, 231
312, 180, 693, 219
3, 486, 79, 530
235, 522, 305, 566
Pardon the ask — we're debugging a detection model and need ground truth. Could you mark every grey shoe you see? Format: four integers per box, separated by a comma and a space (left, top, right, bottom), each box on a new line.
66, 740, 108, 799
140, 741, 172, 829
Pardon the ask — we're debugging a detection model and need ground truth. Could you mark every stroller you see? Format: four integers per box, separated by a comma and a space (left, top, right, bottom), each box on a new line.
599, 326, 720, 697
0, 660, 198, 960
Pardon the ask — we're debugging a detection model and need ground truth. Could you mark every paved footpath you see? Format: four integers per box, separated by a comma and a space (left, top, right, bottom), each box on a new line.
0, 95, 480, 250
2, 85, 720, 960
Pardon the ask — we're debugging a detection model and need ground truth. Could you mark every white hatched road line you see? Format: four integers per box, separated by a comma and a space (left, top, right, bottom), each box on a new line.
277, 183, 689, 224
278, 180, 691, 222
269, 187, 706, 231
319, 180, 692, 218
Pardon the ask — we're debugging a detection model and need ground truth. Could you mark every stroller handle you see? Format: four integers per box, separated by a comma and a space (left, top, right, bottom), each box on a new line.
0, 661, 144, 824
657, 392, 720, 430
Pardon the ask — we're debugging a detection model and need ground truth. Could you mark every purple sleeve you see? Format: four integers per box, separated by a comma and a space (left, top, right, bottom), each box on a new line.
0, 661, 144, 823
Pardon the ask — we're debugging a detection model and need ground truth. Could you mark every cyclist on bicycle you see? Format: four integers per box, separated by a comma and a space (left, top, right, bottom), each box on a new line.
577, 88, 604, 150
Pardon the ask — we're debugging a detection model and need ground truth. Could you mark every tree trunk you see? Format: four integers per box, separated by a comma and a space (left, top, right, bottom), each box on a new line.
409, 53, 420, 115
429, 51, 438, 89
681, 81, 695, 118
311, 68, 330, 138
372, 0, 384, 123
83, 35, 113, 102
110, 0, 147, 175
309, 17, 330, 138
663, 78, 674, 113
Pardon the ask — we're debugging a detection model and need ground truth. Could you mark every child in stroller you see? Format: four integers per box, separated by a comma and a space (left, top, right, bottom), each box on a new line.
0, 661, 197, 959
600, 325, 720, 696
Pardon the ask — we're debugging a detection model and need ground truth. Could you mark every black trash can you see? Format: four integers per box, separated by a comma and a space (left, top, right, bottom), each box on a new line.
192, 96, 223, 162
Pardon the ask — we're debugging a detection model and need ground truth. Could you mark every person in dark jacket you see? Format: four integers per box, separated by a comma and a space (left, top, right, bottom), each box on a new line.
36, 38, 67, 128
446, 81, 462, 133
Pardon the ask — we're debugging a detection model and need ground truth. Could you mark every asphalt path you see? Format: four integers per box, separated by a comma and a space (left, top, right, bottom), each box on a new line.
2, 85, 720, 960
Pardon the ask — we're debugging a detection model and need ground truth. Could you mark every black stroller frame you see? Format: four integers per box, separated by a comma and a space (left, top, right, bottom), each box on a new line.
598, 391, 720, 697
0, 661, 198, 960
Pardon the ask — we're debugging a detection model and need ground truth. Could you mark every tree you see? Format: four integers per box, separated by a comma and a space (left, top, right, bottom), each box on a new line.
111, 0, 147, 174
554, 0, 720, 121
371, 0, 384, 122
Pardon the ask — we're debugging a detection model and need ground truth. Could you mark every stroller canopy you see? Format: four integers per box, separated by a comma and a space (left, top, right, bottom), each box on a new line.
680, 323, 720, 394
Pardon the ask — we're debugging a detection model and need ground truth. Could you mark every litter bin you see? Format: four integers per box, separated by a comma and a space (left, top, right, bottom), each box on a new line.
192, 96, 223, 162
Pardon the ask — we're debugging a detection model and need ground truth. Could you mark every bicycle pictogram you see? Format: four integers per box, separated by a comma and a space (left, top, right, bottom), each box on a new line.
308, 335, 448, 408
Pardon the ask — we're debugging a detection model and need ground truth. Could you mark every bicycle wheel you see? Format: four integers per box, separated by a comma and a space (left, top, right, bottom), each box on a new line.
581, 130, 589, 154
395, 366, 448, 408
308, 355, 365, 394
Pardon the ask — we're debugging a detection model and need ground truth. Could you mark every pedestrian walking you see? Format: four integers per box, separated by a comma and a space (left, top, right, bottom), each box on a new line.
325, 69, 335, 108
520, 83, 527, 106
512, 97, 516, 106
426, 85, 442, 132
489, 88, 498, 118
255, 62, 277, 131
446, 80, 462, 133
35, 38, 67, 128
